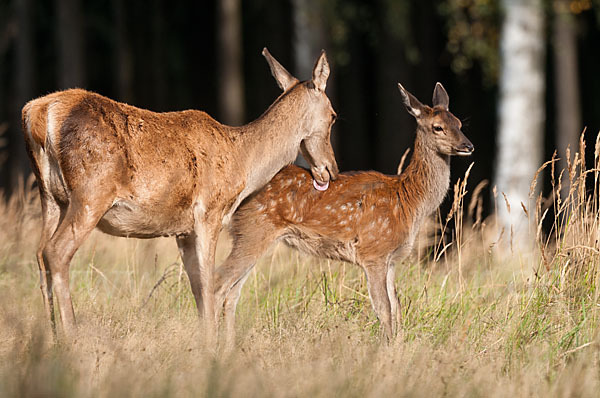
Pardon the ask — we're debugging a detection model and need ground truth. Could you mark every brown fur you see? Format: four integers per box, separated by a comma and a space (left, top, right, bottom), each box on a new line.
21, 48, 339, 340
215, 82, 474, 343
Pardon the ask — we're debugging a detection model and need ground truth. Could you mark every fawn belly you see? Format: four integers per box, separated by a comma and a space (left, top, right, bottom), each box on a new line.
283, 229, 359, 263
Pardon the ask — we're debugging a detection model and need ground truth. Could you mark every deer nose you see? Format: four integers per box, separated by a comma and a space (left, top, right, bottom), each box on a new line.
457, 141, 474, 155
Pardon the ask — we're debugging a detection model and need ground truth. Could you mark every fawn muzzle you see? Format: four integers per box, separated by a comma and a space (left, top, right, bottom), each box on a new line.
455, 139, 474, 156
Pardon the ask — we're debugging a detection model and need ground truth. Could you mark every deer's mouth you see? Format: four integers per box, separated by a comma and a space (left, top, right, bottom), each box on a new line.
311, 161, 338, 186
310, 165, 329, 186
455, 142, 474, 156
456, 148, 474, 156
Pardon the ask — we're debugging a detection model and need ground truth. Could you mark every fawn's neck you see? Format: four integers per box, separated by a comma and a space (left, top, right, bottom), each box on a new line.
399, 131, 451, 220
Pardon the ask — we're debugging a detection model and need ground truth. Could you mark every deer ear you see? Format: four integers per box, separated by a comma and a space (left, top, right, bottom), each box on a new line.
432, 82, 449, 110
262, 47, 299, 91
397, 83, 424, 118
312, 50, 330, 92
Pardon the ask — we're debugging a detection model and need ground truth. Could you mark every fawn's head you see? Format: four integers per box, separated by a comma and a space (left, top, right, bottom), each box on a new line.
263, 48, 339, 185
397, 82, 474, 157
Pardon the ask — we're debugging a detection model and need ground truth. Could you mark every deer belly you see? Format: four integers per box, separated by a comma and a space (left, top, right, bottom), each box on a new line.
97, 200, 193, 238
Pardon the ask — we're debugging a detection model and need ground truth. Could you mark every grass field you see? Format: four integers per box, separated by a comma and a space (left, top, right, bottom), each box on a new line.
1, 143, 600, 397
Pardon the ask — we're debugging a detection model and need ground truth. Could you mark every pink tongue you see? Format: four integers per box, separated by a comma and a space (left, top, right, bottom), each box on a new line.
313, 179, 329, 191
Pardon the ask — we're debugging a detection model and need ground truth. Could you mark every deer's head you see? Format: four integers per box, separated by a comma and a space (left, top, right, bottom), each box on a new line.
263, 48, 339, 186
397, 82, 474, 157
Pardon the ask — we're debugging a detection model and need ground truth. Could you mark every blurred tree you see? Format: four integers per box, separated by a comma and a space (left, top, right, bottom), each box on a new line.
438, 0, 500, 86
217, 0, 245, 125
553, 0, 581, 192
151, 0, 167, 110
292, 0, 338, 167
56, 0, 85, 88
373, 0, 413, 174
8, 0, 35, 188
494, 0, 545, 234
112, 0, 134, 103
292, 0, 322, 168
292, 0, 325, 77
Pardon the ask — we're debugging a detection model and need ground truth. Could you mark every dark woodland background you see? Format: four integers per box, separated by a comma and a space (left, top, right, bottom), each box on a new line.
1, 0, 599, 217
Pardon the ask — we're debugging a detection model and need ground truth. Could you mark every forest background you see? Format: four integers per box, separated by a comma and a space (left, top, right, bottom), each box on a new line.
1, 0, 599, 222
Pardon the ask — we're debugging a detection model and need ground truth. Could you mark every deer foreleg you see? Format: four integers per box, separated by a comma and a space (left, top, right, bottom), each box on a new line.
386, 262, 400, 337
364, 263, 394, 341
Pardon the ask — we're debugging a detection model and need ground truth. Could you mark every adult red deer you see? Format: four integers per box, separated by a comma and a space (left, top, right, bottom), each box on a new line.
21, 48, 339, 339
215, 83, 473, 342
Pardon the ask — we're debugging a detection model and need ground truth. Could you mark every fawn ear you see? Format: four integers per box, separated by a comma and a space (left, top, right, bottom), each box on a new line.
398, 83, 425, 118
262, 47, 299, 91
312, 50, 330, 92
432, 82, 449, 110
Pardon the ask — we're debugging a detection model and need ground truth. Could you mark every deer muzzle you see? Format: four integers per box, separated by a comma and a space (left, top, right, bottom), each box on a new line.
455, 140, 474, 156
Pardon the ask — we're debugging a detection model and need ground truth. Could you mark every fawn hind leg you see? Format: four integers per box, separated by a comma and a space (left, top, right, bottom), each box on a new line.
215, 222, 281, 347
220, 271, 252, 350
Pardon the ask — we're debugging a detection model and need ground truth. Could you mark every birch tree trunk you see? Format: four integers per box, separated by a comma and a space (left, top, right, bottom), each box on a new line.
217, 0, 245, 126
494, 0, 545, 236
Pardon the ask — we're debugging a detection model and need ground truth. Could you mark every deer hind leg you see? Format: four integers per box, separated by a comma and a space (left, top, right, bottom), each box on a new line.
215, 226, 280, 348
364, 262, 394, 341
42, 195, 111, 338
36, 192, 63, 336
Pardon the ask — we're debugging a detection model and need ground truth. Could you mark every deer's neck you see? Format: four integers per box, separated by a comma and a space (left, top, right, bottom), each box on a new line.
399, 131, 451, 220
236, 92, 310, 197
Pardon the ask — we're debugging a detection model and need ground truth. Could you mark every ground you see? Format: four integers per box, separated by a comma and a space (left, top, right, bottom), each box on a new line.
1, 162, 599, 397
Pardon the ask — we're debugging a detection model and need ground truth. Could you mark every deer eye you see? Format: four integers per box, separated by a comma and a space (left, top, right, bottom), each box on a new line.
433, 125, 444, 134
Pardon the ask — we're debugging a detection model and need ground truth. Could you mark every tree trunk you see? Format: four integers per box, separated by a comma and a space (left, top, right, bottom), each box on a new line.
291, 0, 327, 168
56, 0, 85, 89
217, 0, 245, 126
494, 0, 545, 235
113, 0, 134, 103
7, 0, 35, 189
553, 0, 581, 190
374, 1, 412, 174
151, 0, 167, 110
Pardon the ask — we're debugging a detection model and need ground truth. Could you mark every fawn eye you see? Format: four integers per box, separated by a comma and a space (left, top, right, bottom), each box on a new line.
433, 125, 444, 134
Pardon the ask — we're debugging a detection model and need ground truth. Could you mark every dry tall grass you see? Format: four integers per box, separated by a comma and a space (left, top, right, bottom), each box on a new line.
1, 139, 600, 397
